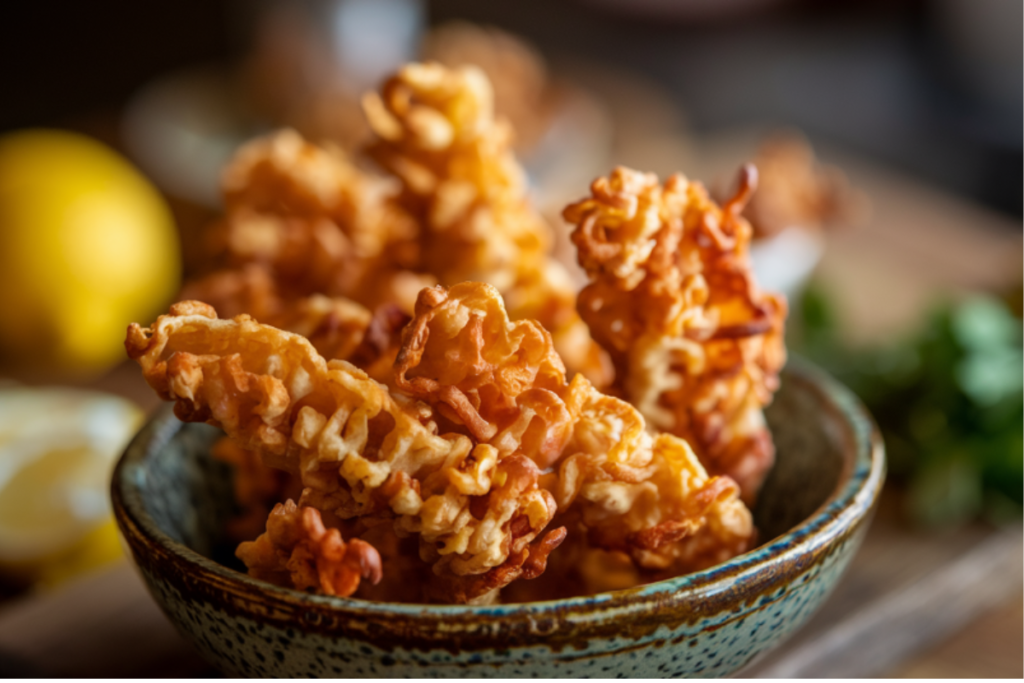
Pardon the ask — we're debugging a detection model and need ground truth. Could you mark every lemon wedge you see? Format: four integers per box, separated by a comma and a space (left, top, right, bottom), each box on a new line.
0, 386, 143, 584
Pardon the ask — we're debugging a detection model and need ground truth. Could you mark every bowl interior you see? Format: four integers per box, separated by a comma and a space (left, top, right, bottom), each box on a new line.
130, 420, 241, 569
756, 369, 846, 540
127, 362, 848, 587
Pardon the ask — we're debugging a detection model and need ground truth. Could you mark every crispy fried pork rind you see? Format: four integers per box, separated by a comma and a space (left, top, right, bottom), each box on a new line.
188, 79, 606, 381
395, 282, 752, 580
127, 286, 753, 601
564, 166, 787, 501
236, 499, 383, 597
194, 129, 425, 314
180, 264, 408, 387
178, 129, 428, 384
363, 63, 546, 286
176, 286, 399, 544
557, 431, 753, 577
394, 282, 567, 450
176, 130, 430, 552
218, 129, 418, 292
124, 300, 564, 602
362, 62, 608, 385
543, 373, 753, 581
183, 67, 605, 385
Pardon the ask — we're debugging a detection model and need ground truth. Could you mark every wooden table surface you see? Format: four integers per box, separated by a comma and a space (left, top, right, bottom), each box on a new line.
0, 81, 1020, 677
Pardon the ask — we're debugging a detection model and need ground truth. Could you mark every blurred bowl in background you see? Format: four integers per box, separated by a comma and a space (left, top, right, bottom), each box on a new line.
123, 66, 254, 209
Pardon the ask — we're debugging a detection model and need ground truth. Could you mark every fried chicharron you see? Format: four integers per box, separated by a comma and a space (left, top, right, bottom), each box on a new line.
179, 129, 425, 381
127, 284, 753, 603
127, 60, 788, 604
127, 297, 565, 603
184, 65, 608, 385
564, 166, 787, 501
362, 62, 608, 384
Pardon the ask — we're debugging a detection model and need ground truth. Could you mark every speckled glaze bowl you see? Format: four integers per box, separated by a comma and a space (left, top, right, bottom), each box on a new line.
112, 359, 884, 678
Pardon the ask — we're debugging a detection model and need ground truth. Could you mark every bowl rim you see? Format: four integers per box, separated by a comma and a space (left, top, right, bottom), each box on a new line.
112, 357, 884, 620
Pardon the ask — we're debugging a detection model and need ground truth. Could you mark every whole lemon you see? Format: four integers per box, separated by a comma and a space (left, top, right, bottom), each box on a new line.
0, 129, 180, 375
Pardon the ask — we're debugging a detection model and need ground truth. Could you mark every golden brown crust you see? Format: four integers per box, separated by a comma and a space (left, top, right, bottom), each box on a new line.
124, 61, 782, 602
180, 267, 408, 390
185, 75, 607, 384
390, 283, 753, 578
175, 129, 430, 394
363, 63, 545, 285
363, 62, 609, 386
394, 283, 568, 448
220, 129, 418, 274
185, 129, 425, 318
126, 299, 562, 602
128, 284, 754, 601
236, 500, 383, 597
564, 165, 787, 502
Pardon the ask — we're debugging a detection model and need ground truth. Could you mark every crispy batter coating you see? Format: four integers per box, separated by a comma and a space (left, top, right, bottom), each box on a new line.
142, 61, 777, 603
178, 132, 424, 550
542, 370, 753, 578
564, 166, 787, 501
220, 129, 417, 271
731, 131, 867, 238
363, 63, 545, 285
181, 266, 405, 384
179, 287, 402, 541
394, 283, 567, 450
125, 300, 564, 602
180, 128, 434, 376
362, 62, 608, 385
236, 499, 383, 597
395, 283, 753, 577
127, 285, 753, 601
187, 70, 607, 385
555, 433, 754, 576
198, 129, 425, 315
271, 294, 373, 366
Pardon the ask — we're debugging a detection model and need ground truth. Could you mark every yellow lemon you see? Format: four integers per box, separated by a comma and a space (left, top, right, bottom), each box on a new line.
0, 386, 144, 586
0, 129, 180, 375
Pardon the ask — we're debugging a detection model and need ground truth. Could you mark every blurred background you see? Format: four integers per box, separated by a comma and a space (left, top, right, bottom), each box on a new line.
0, 0, 1020, 216
0, 0, 1019, 677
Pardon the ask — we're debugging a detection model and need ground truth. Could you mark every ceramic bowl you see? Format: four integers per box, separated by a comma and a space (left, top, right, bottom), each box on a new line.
111, 359, 884, 677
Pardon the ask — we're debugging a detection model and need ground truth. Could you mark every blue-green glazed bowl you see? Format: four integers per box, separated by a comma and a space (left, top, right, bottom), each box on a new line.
112, 359, 884, 677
